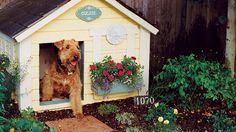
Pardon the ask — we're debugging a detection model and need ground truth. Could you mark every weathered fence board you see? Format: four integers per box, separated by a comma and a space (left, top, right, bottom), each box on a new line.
120, 0, 228, 86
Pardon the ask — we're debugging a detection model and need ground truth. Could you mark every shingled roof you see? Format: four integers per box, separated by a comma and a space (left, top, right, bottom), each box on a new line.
0, 0, 157, 40
0, 0, 69, 38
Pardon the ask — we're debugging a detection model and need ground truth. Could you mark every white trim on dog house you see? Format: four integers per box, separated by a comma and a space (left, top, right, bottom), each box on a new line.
17, 37, 33, 110
14, 0, 82, 42
139, 28, 151, 95
14, 0, 158, 42
104, 0, 158, 34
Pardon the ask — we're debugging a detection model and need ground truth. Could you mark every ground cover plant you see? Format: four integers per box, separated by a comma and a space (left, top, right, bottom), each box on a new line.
97, 104, 119, 116
115, 112, 135, 125
209, 110, 236, 131
125, 126, 144, 132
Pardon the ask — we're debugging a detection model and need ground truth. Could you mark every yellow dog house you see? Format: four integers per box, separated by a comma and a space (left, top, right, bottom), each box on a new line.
0, 0, 158, 111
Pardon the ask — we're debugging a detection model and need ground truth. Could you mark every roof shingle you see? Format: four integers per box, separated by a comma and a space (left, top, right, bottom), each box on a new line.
0, 0, 69, 37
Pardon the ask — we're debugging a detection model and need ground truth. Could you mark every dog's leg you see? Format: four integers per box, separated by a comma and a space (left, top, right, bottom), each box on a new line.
70, 82, 83, 119
41, 73, 53, 101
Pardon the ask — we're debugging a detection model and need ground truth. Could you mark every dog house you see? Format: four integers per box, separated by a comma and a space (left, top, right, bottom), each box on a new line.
0, 0, 158, 111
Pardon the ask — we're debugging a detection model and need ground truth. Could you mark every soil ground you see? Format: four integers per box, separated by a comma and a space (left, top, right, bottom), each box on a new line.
36, 97, 236, 131
5, 98, 236, 131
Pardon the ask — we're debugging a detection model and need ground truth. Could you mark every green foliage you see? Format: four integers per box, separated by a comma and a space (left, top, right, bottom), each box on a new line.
115, 112, 135, 125
0, 54, 47, 132
0, 54, 10, 69
125, 127, 144, 132
151, 54, 236, 110
0, 54, 21, 115
90, 55, 143, 91
20, 107, 34, 120
209, 110, 236, 132
145, 102, 179, 132
0, 107, 46, 132
97, 104, 119, 116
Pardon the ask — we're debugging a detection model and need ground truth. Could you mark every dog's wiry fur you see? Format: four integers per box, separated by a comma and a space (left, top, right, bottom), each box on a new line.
41, 39, 83, 118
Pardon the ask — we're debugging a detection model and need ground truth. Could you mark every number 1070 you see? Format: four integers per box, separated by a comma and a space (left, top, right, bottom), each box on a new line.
134, 96, 155, 105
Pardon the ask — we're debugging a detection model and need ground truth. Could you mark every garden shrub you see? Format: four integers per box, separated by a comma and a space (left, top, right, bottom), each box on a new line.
0, 54, 21, 114
150, 54, 236, 110
0, 107, 51, 132
97, 104, 119, 116
209, 110, 236, 131
145, 102, 179, 132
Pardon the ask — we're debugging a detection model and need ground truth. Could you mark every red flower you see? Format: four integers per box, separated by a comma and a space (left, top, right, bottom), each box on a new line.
127, 70, 132, 76
118, 70, 124, 77
116, 63, 123, 69
90, 65, 96, 70
108, 60, 114, 66
131, 56, 136, 60
103, 70, 109, 76
108, 75, 114, 81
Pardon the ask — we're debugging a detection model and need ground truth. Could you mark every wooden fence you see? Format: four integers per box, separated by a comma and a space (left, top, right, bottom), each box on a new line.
0, 0, 14, 9
120, 0, 228, 85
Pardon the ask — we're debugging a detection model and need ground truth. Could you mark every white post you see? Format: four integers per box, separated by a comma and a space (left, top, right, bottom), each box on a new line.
17, 37, 32, 110
139, 28, 150, 95
225, 0, 236, 76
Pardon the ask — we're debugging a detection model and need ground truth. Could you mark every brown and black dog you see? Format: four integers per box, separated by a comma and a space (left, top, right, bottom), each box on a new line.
41, 39, 83, 118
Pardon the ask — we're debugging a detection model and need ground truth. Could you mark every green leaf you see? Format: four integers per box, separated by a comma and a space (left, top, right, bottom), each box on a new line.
179, 87, 185, 97
0, 86, 7, 91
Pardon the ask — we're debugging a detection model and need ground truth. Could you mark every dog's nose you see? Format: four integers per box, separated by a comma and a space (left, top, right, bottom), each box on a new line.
74, 55, 78, 60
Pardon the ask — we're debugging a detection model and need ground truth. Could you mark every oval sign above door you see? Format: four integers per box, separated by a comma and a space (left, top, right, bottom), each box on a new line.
76, 5, 102, 22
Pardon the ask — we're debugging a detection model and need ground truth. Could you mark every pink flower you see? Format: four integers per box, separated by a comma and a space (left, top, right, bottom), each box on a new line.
118, 70, 124, 77
131, 56, 136, 60
103, 70, 109, 76
108, 75, 114, 81
127, 70, 132, 76
90, 65, 96, 70
116, 63, 123, 70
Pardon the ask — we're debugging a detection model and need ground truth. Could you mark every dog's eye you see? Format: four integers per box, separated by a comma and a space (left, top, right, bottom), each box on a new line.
66, 45, 70, 49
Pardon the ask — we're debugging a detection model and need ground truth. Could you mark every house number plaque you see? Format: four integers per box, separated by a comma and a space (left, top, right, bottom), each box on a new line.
76, 5, 102, 22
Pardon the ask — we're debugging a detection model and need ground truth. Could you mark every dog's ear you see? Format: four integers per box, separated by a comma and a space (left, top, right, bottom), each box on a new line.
54, 40, 64, 50
72, 39, 76, 42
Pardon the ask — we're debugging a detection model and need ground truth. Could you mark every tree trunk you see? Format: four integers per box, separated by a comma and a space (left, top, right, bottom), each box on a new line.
225, 0, 236, 76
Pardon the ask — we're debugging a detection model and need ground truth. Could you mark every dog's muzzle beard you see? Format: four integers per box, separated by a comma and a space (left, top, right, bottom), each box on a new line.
56, 57, 78, 75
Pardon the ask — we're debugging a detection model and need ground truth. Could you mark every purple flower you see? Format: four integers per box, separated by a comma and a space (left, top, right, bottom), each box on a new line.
102, 79, 110, 90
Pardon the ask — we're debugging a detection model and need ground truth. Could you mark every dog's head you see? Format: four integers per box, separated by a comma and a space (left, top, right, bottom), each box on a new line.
54, 39, 80, 73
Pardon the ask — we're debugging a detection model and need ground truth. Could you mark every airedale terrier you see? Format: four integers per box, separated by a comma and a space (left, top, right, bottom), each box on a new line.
40, 39, 83, 118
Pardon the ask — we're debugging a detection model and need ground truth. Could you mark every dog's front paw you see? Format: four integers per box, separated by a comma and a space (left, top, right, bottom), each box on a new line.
74, 113, 84, 119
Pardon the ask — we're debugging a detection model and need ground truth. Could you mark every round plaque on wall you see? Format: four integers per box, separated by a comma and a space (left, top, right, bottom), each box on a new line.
106, 24, 126, 45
